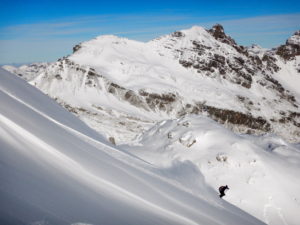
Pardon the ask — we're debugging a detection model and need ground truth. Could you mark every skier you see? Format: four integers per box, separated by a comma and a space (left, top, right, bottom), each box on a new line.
219, 185, 229, 198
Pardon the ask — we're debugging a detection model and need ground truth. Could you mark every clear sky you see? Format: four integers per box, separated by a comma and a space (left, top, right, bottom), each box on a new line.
0, 0, 299, 64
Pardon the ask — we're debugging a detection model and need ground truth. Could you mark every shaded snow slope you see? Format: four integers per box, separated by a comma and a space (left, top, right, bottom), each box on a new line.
124, 115, 300, 225
0, 68, 265, 225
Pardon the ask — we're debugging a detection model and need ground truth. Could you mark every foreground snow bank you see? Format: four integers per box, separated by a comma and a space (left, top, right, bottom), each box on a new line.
0, 68, 264, 225
125, 115, 300, 225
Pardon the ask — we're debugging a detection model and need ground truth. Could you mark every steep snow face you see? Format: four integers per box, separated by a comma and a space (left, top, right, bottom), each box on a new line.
124, 115, 300, 225
0, 68, 265, 225
4, 25, 300, 144
273, 56, 300, 101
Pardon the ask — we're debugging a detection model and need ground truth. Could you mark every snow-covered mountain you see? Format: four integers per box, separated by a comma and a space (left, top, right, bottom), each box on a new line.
4, 24, 300, 144
2, 25, 300, 225
1, 68, 268, 225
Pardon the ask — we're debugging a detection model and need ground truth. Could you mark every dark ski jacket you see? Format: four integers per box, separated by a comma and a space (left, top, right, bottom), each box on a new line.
219, 185, 229, 198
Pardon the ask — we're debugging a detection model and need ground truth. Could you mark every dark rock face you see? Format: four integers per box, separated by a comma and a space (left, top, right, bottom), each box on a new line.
171, 31, 185, 38
139, 90, 177, 112
108, 82, 126, 94
261, 54, 280, 73
276, 30, 300, 60
208, 24, 247, 55
208, 24, 237, 47
175, 24, 274, 89
179, 102, 271, 132
178, 40, 254, 88
124, 90, 147, 109
204, 106, 271, 132
73, 44, 82, 53
278, 111, 300, 127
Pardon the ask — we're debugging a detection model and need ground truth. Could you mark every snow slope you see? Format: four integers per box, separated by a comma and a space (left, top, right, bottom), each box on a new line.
124, 115, 300, 225
0, 68, 265, 225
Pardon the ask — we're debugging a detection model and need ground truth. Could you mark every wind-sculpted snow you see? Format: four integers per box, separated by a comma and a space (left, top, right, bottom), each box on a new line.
124, 115, 300, 225
0, 68, 266, 225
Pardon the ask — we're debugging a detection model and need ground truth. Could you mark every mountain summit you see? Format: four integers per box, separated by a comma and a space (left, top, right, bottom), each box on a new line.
3, 25, 300, 144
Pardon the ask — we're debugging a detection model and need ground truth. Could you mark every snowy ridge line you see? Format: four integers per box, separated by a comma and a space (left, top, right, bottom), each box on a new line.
0, 113, 201, 225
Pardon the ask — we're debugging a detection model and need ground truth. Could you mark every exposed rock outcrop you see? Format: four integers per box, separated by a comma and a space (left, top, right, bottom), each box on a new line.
276, 30, 300, 60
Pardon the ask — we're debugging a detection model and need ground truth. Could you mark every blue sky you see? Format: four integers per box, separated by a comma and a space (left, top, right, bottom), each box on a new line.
0, 0, 299, 64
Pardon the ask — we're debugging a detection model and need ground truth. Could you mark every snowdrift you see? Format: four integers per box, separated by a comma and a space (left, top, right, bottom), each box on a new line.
0, 68, 265, 224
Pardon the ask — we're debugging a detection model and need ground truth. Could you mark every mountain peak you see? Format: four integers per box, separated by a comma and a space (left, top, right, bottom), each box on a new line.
276, 30, 300, 60
208, 24, 237, 46
210, 24, 225, 34
168, 26, 208, 39
187, 25, 207, 33
287, 30, 300, 46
